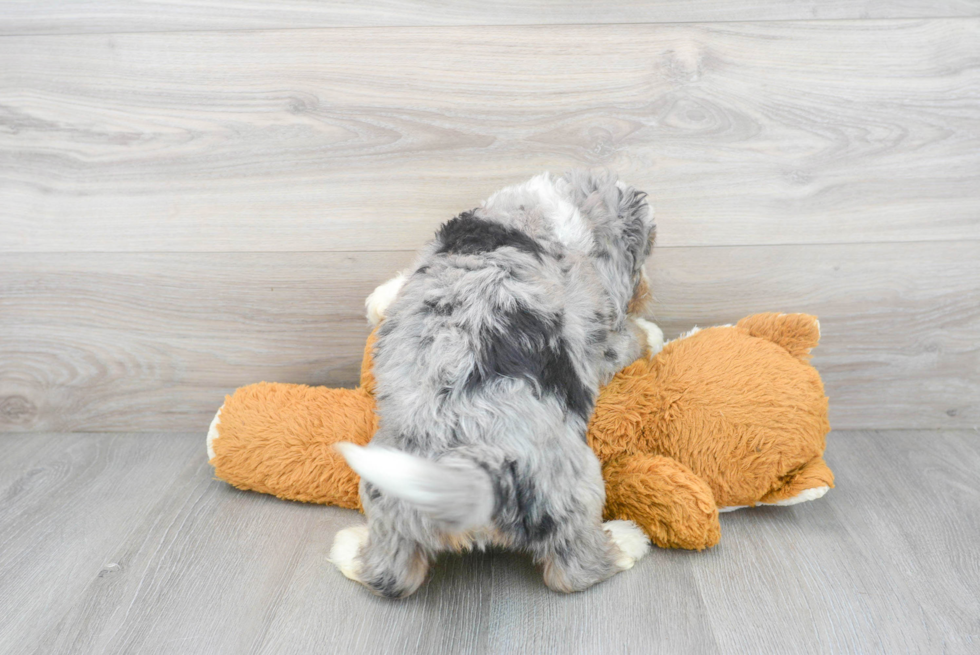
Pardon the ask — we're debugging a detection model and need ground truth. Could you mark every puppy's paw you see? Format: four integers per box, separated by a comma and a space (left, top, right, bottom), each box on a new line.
329, 525, 369, 581
603, 520, 651, 570
633, 317, 664, 357
365, 273, 407, 326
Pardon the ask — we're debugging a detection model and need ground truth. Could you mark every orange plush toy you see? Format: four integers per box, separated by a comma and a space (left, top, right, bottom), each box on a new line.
208, 313, 832, 551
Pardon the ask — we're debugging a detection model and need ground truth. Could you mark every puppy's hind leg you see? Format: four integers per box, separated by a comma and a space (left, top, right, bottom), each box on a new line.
330, 519, 430, 599
536, 520, 650, 593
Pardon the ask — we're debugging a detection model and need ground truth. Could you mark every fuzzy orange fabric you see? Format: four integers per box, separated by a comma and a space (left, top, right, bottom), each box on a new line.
210, 313, 832, 550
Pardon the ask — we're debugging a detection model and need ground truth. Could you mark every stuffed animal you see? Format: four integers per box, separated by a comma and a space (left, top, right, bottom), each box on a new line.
208, 313, 832, 550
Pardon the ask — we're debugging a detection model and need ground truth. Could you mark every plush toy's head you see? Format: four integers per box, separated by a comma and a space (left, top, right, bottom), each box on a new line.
591, 313, 831, 510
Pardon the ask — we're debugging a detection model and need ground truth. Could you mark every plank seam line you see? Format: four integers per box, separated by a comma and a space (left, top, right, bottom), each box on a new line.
2, 237, 979, 257
0, 15, 978, 39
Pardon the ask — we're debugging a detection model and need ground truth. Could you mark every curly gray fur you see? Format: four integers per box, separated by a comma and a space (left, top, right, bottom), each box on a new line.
335, 170, 655, 597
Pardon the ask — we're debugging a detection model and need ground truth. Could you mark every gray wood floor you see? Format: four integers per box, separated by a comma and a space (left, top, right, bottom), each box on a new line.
1, 429, 977, 654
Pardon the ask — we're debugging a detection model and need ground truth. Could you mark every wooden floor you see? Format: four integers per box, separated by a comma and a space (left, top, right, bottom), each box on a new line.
0, 429, 977, 654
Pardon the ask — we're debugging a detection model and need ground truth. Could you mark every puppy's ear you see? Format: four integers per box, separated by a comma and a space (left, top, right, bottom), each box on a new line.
627, 268, 653, 316
616, 182, 655, 274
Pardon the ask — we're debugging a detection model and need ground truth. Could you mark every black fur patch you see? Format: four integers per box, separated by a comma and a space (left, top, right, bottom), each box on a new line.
423, 298, 456, 316
587, 329, 607, 345
400, 432, 422, 452
363, 482, 382, 501
377, 318, 398, 338
466, 305, 593, 421
499, 460, 558, 543
366, 571, 403, 599
436, 211, 543, 260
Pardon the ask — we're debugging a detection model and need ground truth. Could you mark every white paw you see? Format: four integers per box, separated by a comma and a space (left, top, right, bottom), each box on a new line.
206, 406, 222, 462
633, 317, 664, 357
329, 525, 369, 581
365, 273, 408, 326
603, 520, 651, 570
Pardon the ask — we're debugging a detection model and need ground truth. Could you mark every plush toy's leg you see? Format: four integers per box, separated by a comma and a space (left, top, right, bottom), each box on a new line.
736, 313, 820, 362
365, 273, 407, 327
603, 454, 721, 550
758, 456, 835, 506
330, 521, 430, 599
208, 382, 375, 509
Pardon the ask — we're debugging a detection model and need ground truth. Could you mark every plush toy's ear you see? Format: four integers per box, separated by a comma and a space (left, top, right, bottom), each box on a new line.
736, 313, 821, 362
359, 328, 380, 394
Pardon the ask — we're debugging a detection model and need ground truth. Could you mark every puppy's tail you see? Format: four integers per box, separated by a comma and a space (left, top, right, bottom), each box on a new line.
335, 442, 494, 532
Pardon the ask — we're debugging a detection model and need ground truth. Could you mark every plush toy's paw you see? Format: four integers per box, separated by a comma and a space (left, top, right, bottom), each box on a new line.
206, 405, 222, 462
765, 485, 830, 506
329, 525, 369, 581
720, 485, 831, 512
365, 273, 408, 326
603, 520, 651, 570
633, 317, 665, 357
758, 456, 835, 507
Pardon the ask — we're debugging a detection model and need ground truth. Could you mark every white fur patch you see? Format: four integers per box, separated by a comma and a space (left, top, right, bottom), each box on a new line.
206, 405, 222, 462
603, 520, 651, 570
487, 173, 594, 251
676, 326, 702, 341
329, 525, 369, 581
365, 273, 407, 326
717, 505, 749, 513
719, 485, 831, 512
633, 317, 664, 357
334, 442, 494, 530
335, 442, 434, 506
764, 485, 830, 506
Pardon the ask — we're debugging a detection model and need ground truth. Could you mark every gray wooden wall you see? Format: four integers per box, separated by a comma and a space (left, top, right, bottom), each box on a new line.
1, 2, 978, 433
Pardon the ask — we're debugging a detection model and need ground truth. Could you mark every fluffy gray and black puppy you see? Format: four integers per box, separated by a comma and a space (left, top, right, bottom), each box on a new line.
332, 171, 660, 597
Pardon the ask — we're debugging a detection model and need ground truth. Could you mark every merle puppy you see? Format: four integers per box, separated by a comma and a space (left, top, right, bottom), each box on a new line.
332, 171, 659, 597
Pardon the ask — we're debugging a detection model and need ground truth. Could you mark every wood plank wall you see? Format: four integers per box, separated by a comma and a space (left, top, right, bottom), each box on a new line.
1, 4, 978, 432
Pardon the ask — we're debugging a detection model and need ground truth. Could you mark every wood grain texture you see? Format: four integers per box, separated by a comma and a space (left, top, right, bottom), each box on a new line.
695, 430, 980, 654
0, 433, 204, 655
2, 1, 979, 34
1, 20, 978, 252
1, 241, 976, 433
0, 430, 977, 654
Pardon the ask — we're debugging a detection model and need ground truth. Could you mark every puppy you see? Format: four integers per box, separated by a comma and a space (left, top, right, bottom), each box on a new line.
332, 171, 658, 597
